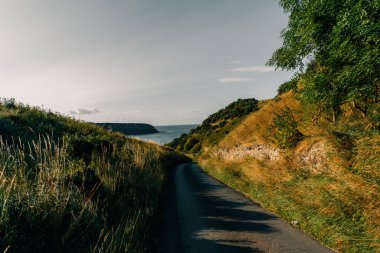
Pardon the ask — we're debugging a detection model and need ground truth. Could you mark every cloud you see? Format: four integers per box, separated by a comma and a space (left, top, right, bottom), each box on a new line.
68, 108, 100, 115
218, 77, 255, 83
231, 66, 275, 73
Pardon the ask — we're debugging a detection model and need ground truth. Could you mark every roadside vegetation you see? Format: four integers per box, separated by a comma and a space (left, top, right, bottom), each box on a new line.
195, 93, 379, 253
0, 98, 190, 253
270, 106, 303, 149
171, 1, 379, 252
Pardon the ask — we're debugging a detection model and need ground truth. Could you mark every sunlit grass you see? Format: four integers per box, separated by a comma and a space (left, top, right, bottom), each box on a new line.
200, 158, 378, 252
196, 92, 379, 252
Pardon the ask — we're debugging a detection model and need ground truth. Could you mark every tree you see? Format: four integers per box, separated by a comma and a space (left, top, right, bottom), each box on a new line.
268, 0, 380, 123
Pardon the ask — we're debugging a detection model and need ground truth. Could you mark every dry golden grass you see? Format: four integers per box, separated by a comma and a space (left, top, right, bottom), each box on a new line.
218, 92, 299, 148
200, 156, 292, 184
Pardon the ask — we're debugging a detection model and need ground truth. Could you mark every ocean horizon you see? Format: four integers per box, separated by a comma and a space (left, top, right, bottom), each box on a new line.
128, 124, 199, 145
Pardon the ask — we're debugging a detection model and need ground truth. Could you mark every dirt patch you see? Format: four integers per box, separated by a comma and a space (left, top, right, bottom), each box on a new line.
214, 144, 283, 161
294, 138, 335, 174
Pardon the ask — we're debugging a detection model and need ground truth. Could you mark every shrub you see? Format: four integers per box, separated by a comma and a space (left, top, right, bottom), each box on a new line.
277, 78, 298, 96
270, 107, 303, 149
183, 136, 200, 152
1, 98, 17, 109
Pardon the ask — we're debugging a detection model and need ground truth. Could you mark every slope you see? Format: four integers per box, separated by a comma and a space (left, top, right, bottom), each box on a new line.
0, 98, 189, 253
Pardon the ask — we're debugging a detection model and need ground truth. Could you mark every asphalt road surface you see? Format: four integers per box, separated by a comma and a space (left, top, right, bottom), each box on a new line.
159, 163, 334, 253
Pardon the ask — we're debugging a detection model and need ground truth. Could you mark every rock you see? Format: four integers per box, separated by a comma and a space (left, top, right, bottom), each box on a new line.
295, 140, 331, 173
214, 144, 283, 161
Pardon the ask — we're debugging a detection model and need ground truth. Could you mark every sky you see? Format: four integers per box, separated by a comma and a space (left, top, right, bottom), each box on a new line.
0, 0, 292, 125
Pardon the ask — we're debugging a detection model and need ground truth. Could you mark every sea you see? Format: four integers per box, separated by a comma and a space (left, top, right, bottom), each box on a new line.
128, 124, 199, 145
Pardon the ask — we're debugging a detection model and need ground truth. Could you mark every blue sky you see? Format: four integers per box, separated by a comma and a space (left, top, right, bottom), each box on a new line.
0, 0, 292, 125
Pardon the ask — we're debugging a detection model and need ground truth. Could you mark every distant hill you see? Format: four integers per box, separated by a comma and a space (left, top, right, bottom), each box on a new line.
168, 98, 259, 152
97, 123, 158, 135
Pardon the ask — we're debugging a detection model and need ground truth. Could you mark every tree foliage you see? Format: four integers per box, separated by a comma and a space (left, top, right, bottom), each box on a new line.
269, 0, 379, 122
277, 77, 299, 96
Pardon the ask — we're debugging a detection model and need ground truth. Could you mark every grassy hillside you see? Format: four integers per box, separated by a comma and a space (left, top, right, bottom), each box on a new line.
171, 93, 379, 252
0, 98, 190, 253
168, 98, 259, 153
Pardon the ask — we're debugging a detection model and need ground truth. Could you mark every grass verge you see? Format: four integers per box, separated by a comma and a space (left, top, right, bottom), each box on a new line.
199, 158, 379, 253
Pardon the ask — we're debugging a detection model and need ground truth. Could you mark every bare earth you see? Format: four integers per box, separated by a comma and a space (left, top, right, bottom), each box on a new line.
159, 163, 334, 253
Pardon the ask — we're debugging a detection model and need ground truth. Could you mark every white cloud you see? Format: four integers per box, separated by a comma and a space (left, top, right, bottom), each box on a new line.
231, 66, 275, 73
231, 60, 243, 64
68, 108, 100, 115
218, 77, 255, 83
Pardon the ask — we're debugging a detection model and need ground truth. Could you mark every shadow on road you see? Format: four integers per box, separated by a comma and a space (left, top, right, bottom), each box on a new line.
188, 167, 277, 252
159, 163, 332, 253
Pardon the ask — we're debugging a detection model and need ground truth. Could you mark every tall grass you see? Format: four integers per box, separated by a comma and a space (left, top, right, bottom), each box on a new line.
0, 135, 185, 253
0, 99, 189, 252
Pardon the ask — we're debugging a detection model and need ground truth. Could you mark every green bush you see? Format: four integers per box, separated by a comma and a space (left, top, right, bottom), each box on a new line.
277, 78, 298, 96
183, 136, 200, 152
270, 107, 303, 149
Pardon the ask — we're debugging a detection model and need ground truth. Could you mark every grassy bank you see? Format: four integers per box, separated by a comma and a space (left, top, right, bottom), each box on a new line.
199, 151, 379, 253
0, 99, 189, 253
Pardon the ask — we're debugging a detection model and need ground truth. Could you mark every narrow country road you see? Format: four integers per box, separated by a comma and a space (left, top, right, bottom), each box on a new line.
159, 163, 333, 253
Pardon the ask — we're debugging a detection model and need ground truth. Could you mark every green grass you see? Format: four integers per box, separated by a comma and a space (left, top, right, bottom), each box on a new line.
0, 99, 190, 253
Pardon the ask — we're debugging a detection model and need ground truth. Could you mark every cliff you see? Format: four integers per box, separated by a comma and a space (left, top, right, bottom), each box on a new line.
97, 123, 158, 135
